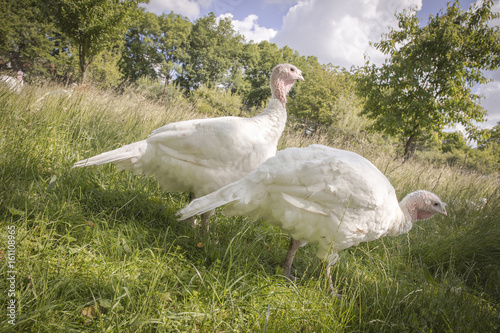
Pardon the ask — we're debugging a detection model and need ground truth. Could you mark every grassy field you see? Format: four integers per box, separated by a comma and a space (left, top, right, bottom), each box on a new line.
0, 84, 498, 332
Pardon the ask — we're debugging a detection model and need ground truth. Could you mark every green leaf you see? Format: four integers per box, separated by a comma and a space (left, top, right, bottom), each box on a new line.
8, 207, 25, 217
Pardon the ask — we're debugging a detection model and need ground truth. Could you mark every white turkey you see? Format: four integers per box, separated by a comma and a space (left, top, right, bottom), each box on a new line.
178, 144, 448, 292
0, 70, 23, 93
73, 63, 304, 233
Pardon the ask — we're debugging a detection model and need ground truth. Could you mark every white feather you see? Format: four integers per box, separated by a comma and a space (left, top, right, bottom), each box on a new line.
0, 71, 23, 93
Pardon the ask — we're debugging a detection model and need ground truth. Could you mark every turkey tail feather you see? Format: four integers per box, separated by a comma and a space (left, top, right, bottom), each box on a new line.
178, 184, 243, 220
72, 141, 146, 170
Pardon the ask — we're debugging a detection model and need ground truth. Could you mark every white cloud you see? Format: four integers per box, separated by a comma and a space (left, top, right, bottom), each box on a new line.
270, 0, 499, 129
264, 0, 299, 4
478, 80, 500, 128
219, 13, 278, 42
271, 0, 422, 68
144, 0, 213, 19
475, 0, 500, 129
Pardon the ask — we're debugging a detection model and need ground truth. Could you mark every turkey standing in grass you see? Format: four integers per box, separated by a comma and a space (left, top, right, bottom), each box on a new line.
0, 70, 23, 93
178, 144, 447, 292
73, 64, 304, 234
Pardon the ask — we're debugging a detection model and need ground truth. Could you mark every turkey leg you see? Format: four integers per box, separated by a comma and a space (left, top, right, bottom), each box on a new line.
282, 237, 307, 280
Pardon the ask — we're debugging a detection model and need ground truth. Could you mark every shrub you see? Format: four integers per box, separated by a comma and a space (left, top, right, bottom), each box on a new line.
190, 86, 243, 117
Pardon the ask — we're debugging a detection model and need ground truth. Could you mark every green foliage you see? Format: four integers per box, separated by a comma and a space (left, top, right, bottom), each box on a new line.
190, 86, 243, 117
120, 9, 165, 81
413, 128, 500, 173
120, 9, 191, 82
46, 35, 80, 84
241, 41, 283, 108
87, 44, 124, 89
157, 11, 192, 81
288, 63, 359, 129
0, 0, 498, 175
476, 123, 500, 170
411, 177, 499, 302
468, 144, 500, 173
121, 76, 186, 107
359, 0, 500, 161
483, 122, 500, 145
0, 0, 65, 76
416, 145, 500, 174
41, 0, 147, 83
179, 13, 244, 91
441, 132, 469, 153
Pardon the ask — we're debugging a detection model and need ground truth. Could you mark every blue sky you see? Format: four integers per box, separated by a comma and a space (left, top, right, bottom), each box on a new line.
202, 0, 476, 30
145, 0, 500, 128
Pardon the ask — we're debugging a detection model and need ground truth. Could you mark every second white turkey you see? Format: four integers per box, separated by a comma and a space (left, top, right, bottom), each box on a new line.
178, 144, 447, 293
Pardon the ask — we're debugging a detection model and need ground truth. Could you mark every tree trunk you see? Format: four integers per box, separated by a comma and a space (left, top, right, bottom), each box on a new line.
403, 122, 421, 162
80, 58, 92, 85
161, 72, 172, 106
81, 66, 87, 84
78, 42, 92, 84
403, 134, 417, 162
79, 43, 85, 84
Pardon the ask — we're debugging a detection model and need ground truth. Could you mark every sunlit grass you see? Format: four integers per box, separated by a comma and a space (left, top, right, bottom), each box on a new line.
0, 84, 498, 332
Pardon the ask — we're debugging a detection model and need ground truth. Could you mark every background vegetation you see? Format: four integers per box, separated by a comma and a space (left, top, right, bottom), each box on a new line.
0, 0, 499, 331
1, 0, 499, 168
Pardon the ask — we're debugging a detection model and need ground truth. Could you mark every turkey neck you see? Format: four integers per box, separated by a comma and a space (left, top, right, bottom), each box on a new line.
271, 74, 295, 107
253, 98, 287, 141
251, 72, 292, 142
386, 203, 413, 236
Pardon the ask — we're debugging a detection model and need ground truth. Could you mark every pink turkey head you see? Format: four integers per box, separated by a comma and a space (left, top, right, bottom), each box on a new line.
401, 190, 447, 222
270, 64, 304, 106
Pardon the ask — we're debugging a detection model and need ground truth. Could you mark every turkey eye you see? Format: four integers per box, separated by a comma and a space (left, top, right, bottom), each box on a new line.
433, 203, 439, 206
291, 68, 295, 71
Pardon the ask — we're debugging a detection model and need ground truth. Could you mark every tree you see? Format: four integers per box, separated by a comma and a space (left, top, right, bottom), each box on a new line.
120, 9, 164, 81
359, 0, 500, 161
441, 131, 469, 153
87, 43, 124, 88
178, 12, 244, 91
477, 121, 500, 166
0, 0, 63, 76
480, 121, 500, 147
288, 62, 357, 129
42, 0, 146, 83
157, 11, 191, 82
120, 9, 191, 82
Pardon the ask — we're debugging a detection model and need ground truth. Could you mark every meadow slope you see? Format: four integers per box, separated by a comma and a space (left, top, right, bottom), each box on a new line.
0, 84, 498, 332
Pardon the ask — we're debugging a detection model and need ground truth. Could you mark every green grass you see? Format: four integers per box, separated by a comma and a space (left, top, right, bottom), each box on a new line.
0, 84, 498, 332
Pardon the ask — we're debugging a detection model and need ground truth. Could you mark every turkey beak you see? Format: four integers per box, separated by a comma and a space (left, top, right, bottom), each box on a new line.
440, 204, 447, 216
298, 73, 305, 81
